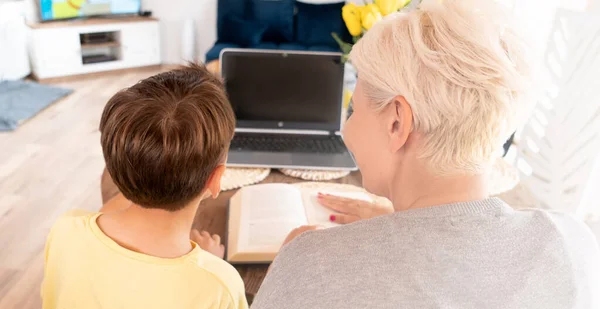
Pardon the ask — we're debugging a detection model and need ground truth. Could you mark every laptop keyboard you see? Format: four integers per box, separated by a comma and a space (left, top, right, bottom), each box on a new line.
230, 133, 347, 154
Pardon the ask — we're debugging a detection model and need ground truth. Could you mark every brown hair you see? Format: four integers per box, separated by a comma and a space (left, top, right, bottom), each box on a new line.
99, 63, 235, 211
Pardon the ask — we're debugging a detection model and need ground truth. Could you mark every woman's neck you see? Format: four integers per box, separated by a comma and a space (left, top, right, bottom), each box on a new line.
97, 201, 199, 258
388, 158, 490, 212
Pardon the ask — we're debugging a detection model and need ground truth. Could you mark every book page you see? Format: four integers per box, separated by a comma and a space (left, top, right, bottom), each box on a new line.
301, 190, 373, 227
238, 184, 308, 252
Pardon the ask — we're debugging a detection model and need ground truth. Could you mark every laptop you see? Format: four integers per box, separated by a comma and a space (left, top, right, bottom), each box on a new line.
220, 49, 357, 171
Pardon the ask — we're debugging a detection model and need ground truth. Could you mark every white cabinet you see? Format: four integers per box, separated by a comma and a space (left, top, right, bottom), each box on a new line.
28, 17, 161, 80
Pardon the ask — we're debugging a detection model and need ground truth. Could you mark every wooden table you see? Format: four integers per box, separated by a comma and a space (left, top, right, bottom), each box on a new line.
192, 170, 362, 298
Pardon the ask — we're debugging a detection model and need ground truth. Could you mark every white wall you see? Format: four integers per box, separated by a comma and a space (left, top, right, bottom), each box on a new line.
142, 0, 217, 64
0, 1, 31, 79
22, 0, 41, 23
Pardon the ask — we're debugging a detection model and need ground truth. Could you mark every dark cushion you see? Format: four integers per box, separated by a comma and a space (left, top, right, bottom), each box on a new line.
221, 16, 268, 47
296, 1, 347, 47
216, 0, 249, 39
250, 0, 295, 43
308, 45, 341, 52
278, 43, 308, 51
252, 42, 279, 50
205, 43, 241, 62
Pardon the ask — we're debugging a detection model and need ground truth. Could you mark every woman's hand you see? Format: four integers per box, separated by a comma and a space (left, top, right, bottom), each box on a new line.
282, 225, 322, 247
191, 229, 225, 259
318, 193, 394, 224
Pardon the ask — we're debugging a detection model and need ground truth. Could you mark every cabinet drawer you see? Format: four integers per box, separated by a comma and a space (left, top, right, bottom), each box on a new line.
120, 22, 160, 52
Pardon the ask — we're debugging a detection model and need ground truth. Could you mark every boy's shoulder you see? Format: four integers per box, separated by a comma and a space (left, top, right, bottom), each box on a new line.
50, 209, 97, 234
55, 209, 96, 221
190, 247, 246, 301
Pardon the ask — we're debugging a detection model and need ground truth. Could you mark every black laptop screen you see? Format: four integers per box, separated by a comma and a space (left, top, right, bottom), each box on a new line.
221, 51, 345, 131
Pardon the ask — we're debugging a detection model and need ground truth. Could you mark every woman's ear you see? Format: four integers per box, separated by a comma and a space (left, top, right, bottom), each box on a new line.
388, 96, 413, 152
205, 164, 226, 199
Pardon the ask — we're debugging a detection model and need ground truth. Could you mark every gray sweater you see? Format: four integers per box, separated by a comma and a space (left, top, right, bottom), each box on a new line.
252, 198, 600, 309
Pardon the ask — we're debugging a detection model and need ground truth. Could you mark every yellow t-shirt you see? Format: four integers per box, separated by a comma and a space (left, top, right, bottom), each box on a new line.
42, 210, 248, 309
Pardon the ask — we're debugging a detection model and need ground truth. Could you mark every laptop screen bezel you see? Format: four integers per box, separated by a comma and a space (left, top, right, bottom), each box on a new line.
219, 49, 345, 133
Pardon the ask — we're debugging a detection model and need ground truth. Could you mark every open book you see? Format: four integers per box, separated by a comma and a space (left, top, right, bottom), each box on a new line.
226, 183, 372, 264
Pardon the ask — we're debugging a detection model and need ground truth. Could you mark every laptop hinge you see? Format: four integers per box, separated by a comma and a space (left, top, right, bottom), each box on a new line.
235, 128, 330, 135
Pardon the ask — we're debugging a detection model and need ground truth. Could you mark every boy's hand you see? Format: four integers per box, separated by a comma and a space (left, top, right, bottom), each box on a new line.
191, 229, 225, 259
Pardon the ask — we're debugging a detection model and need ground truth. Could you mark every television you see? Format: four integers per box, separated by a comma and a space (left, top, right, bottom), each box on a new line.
39, 0, 141, 21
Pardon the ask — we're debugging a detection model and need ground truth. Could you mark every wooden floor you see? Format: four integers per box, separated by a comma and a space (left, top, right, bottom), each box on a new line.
0, 66, 172, 309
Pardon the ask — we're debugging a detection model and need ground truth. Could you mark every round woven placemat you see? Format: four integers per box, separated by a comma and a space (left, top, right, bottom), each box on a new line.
279, 168, 351, 181
220, 167, 270, 191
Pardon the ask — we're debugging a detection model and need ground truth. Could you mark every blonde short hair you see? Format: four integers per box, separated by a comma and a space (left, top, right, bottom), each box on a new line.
350, 0, 533, 175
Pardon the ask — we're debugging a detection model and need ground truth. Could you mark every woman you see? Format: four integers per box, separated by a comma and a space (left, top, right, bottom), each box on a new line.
251, 0, 600, 308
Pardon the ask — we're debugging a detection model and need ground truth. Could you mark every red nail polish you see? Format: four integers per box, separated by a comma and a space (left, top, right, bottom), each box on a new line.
329, 215, 336, 222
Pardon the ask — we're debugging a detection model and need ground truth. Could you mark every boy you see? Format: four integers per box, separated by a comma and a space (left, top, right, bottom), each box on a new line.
42, 64, 248, 309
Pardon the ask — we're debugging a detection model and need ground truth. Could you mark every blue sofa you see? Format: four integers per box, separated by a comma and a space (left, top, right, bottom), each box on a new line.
205, 0, 351, 62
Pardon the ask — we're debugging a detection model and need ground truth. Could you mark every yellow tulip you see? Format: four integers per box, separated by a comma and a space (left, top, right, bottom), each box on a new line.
399, 0, 412, 10
343, 89, 353, 109
360, 4, 383, 31
375, 0, 395, 16
342, 3, 363, 37
376, 0, 411, 16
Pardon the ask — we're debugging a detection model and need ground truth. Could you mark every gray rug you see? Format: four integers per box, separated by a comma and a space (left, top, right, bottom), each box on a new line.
0, 80, 73, 131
